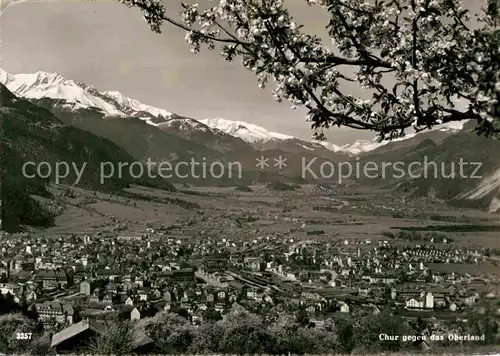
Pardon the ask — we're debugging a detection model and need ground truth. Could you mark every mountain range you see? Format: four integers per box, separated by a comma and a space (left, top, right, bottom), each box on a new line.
1, 68, 499, 222
0, 81, 177, 232
0, 69, 467, 156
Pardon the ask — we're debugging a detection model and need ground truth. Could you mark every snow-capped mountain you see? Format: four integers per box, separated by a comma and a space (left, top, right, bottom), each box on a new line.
199, 118, 353, 157
0, 69, 174, 125
0, 69, 126, 117
200, 118, 294, 143
3, 68, 498, 211
337, 121, 468, 155
458, 167, 500, 213
160, 115, 212, 132
339, 135, 419, 155
199, 117, 467, 155
312, 141, 345, 153
103, 90, 172, 119
0, 69, 14, 84
0, 68, 467, 157
158, 115, 253, 152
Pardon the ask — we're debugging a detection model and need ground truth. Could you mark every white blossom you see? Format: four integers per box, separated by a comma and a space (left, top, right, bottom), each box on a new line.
122, 0, 500, 138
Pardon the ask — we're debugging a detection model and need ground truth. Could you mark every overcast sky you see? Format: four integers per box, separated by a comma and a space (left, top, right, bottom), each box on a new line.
0, 0, 483, 144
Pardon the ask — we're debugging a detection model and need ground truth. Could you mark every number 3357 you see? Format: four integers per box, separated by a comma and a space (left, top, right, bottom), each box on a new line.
16, 333, 32, 340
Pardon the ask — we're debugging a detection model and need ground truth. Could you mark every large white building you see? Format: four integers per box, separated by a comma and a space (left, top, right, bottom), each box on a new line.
425, 292, 434, 309
405, 292, 434, 309
406, 298, 424, 309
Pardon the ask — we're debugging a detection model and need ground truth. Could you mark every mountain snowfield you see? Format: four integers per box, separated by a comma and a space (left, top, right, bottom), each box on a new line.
0, 68, 466, 155
458, 167, 500, 213
326, 121, 468, 155
103, 90, 173, 119
161, 116, 212, 132
0, 69, 125, 117
200, 118, 294, 143
0, 69, 173, 127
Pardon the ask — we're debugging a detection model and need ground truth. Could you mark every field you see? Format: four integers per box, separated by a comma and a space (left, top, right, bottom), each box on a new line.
30, 183, 500, 257
428, 263, 500, 275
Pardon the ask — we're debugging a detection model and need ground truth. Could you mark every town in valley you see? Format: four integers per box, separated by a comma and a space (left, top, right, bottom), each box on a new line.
1, 182, 499, 354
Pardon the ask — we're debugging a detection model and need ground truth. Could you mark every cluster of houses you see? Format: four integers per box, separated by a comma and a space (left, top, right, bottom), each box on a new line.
0, 225, 498, 351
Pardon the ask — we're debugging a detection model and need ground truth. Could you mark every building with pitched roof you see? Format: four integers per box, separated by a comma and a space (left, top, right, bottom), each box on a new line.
50, 318, 102, 351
